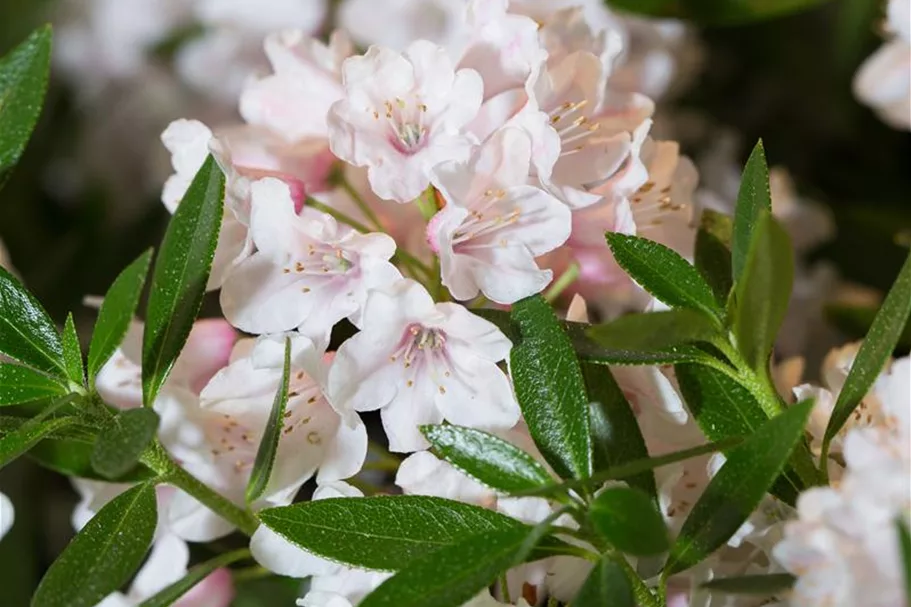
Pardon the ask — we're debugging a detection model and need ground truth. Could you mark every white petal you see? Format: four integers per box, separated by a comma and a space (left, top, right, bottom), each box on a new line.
316, 413, 368, 483
251, 525, 338, 579
129, 533, 189, 599
0, 492, 13, 540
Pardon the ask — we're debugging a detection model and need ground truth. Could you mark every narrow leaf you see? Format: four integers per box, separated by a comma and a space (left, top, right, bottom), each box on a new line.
87, 249, 152, 384
31, 483, 157, 607
421, 424, 553, 495
666, 401, 814, 575
137, 548, 250, 607
258, 495, 523, 571
360, 525, 542, 607
61, 313, 84, 387
91, 408, 160, 480
582, 363, 656, 499
588, 309, 720, 352
732, 140, 771, 282
0, 363, 67, 406
0, 416, 75, 469
695, 209, 734, 307
0, 266, 65, 376
731, 211, 794, 370
701, 573, 796, 595
823, 251, 911, 450
574, 557, 635, 607
605, 233, 721, 319
509, 295, 592, 480
0, 25, 52, 181
142, 156, 224, 407
246, 337, 291, 503
590, 487, 669, 555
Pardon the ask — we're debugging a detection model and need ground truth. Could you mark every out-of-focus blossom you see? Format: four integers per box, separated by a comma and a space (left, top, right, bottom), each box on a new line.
327, 280, 518, 452
0, 492, 12, 541
854, 0, 911, 130
428, 127, 571, 303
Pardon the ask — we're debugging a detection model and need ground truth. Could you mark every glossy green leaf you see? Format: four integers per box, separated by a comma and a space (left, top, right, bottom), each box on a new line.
137, 548, 250, 607
582, 363, 655, 499
899, 518, 911, 603
30, 437, 156, 482
700, 573, 796, 595
421, 424, 553, 494
574, 557, 635, 607
590, 487, 669, 555
823, 251, 911, 454
32, 483, 157, 607
509, 295, 592, 480
258, 495, 523, 571
87, 249, 153, 384
666, 401, 813, 575
695, 209, 734, 307
0, 363, 67, 406
605, 0, 830, 26
731, 211, 794, 370
732, 140, 771, 283
91, 408, 160, 480
0, 25, 52, 182
246, 337, 290, 504
61, 313, 84, 387
0, 416, 75, 469
588, 309, 720, 352
360, 524, 542, 607
142, 156, 224, 407
606, 233, 721, 319
0, 266, 65, 376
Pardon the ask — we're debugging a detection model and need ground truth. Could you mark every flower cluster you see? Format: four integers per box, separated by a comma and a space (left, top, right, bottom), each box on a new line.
854, 0, 911, 130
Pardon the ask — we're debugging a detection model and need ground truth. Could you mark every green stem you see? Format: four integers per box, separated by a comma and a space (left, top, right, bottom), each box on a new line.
307, 198, 373, 234
140, 442, 259, 536
339, 177, 385, 232
231, 565, 274, 583
544, 262, 580, 303
500, 572, 513, 603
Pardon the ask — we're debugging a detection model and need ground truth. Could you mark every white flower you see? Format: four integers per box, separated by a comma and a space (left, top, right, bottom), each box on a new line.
854, 0, 911, 130
338, 0, 466, 51
220, 178, 401, 339
428, 127, 571, 304
327, 279, 518, 452
328, 40, 483, 202
0, 492, 12, 541
162, 334, 367, 540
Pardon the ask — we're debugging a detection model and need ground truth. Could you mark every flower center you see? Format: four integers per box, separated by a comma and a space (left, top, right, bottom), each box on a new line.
451, 190, 521, 249
377, 97, 429, 155
389, 324, 454, 393
282, 245, 354, 277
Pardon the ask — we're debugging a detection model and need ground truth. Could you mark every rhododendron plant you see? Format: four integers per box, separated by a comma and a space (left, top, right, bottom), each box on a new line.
0, 3, 909, 607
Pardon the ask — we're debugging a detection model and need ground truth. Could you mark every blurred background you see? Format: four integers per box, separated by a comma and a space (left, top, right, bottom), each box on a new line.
0, 0, 908, 603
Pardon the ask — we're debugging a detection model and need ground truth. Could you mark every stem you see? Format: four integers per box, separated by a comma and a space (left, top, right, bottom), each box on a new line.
307, 199, 373, 234
339, 176, 385, 232
544, 262, 580, 303
231, 565, 274, 583
613, 555, 662, 607
140, 442, 259, 536
500, 572, 513, 604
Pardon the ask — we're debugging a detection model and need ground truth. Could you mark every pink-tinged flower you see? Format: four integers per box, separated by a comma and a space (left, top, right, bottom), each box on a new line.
161, 334, 366, 541
327, 40, 483, 203
0, 492, 12, 541
240, 29, 352, 142
338, 0, 466, 51
854, 0, 911, 130
327, 280, 518, 452
220, 178, 401, 339
428, 127, 571, 304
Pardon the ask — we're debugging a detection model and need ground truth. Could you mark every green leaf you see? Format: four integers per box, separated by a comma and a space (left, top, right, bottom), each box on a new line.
0, 266, 65, 376
574, 557, 635, 607
590, 487, 669, 555
732, 140, 771, 283
29, 437, 156, 482
605, 233, 721, 320
32, 483, 157, 607
899, 517, 911, 603
731, 211, 794, 370
142, 156, 225, 407
420, 424, 553, 495
246, 337, 291, 504
666, 400, 814, 575
87, 249, 153, 385
0, 416, 75, 469
823, 251, 911, 453
0, 363, 67, 406
360, 524, 542, 607
509, 296, 592, 480
605, 0, 829, 26
258, 495, 523, 571
0, 25, 52, 182
61, 313, 84, 387
588, 309, 720, 352
582, 363, 656, 499
700, 573, 796, 595
91, 408, 160, 480
137, 548, 250, 607
695, 209, 734, 307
